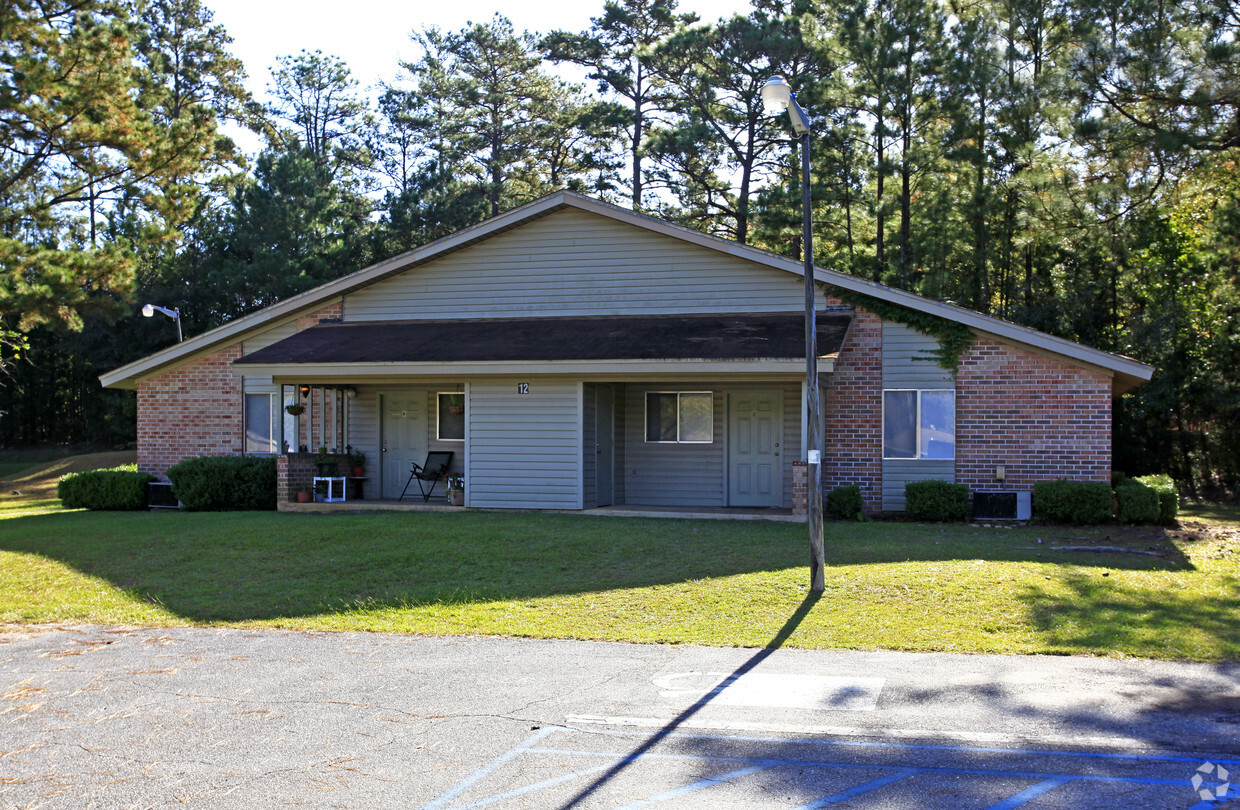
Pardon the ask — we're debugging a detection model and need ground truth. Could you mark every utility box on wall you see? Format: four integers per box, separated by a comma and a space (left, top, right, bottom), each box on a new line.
973, 490, 1032, 520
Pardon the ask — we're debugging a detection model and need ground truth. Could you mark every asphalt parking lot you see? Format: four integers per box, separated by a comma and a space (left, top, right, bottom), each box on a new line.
1, 625, 1237, 808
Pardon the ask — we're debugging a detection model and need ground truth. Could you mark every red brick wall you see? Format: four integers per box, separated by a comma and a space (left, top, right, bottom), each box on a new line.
136, 344, 244, 478
956, 337, 1112, 490
822, 299, 884, 513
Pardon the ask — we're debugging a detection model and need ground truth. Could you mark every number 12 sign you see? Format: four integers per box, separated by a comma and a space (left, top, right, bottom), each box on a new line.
517, 383, 530, 395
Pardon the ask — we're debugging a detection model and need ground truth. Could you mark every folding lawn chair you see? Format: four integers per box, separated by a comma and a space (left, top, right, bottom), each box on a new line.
399, 451, 454, 502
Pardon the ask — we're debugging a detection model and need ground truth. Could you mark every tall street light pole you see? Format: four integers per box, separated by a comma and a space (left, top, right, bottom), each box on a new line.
762, 75, 824, 592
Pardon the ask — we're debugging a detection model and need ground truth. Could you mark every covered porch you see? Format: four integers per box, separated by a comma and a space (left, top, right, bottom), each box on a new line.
233, 312, 851, 512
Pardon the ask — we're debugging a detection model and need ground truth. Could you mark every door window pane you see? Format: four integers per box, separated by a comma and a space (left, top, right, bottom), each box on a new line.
883, 390, 917, 459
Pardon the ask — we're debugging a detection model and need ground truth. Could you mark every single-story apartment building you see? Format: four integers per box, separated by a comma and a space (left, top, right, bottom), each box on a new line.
101, 191, 1154, 515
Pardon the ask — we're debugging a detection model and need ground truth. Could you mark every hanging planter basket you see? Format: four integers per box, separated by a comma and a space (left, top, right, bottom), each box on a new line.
285, 404, 305, 416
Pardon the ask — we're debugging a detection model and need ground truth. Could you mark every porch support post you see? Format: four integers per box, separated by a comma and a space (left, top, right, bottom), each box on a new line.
801, 130, 825, 593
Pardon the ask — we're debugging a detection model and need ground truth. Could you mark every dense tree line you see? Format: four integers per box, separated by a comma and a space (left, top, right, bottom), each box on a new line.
2, 0, 1238, 497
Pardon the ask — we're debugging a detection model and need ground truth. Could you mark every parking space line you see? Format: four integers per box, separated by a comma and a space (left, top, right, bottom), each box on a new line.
985, 775, 1076, 810
425, 726, 1213, 810
567, 718, 1240, 767
451, 763, 615, 810
529, 743, 1193, 789
792, 768, 923, 808
613, 762, 778, 809
420, 727, 558, 810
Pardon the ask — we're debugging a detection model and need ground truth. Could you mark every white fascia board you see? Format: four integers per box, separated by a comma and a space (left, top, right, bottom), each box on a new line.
234, 356, 835, 381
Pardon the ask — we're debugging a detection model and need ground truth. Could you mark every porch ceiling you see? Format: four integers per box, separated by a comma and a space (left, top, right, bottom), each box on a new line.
234, 312, 852, 366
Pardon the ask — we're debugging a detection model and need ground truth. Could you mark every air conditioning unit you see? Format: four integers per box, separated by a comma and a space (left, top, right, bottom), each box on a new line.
973, 490, 1031, 521
148, 482, 181, 509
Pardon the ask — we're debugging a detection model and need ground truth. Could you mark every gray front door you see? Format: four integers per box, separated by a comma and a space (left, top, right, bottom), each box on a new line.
380, 391, 427, 499
595, 384, 615, 507
728, 390, 783, 507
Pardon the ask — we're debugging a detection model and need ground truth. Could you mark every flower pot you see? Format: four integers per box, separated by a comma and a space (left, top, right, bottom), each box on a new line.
449, 405, 464, 415
296, 490, 311, 503
448, 489, 464, 506
351, 466, 365, 477
285, 404, 305, 416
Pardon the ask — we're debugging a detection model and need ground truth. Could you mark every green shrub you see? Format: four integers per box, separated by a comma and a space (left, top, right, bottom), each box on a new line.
166, 456, 277, 511
1134, 474, 1179, 525
57, 466, 153, 511
1033, 480, 1113, 524
826, 485, 863, 521
904, 480, 969, 522
1116, 482, 1160, 524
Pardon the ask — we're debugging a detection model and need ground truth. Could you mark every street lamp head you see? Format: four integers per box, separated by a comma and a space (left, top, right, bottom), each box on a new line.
141, 303, 155, 318
761, 75, 792, 113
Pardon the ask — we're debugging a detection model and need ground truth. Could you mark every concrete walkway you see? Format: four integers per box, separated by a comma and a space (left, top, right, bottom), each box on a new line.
1, 625, 1236, 808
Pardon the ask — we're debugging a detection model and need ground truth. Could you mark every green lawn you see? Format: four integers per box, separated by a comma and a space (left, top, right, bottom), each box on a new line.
1, 500, 1236, 661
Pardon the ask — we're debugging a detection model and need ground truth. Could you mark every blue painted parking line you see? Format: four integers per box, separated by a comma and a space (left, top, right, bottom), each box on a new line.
792, 767, 922, 808
985, 775, 1076, 810
613, 762, 778, 808
421, 726, 1226, 810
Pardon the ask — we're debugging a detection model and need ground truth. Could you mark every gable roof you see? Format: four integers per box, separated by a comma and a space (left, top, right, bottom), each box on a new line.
100, 190, 1154, 393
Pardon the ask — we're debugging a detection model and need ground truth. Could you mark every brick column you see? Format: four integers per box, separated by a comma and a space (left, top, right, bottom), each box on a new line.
792, 461, 808, 515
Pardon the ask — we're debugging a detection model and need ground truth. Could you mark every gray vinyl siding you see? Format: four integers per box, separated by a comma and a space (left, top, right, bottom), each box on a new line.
619, 381, 801, 509
343, 209, 822, 321
241, 317, 298, 356
624, 385, 725, 507
583, 384, 597, 509
882, 460, 955, 511
882, 322, 954, 387
467, 379, 581, 509
881, 322, 957, 511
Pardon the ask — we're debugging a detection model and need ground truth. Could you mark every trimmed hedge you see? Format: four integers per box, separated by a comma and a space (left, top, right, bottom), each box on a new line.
826, 485, 863, 521
1134, 474, 1179, 525
1033, 480, 1112, 524
166, 456, 277, 511
57, 466, 153, 511
1116, 482, 1160, 524
905, 480, 969, 522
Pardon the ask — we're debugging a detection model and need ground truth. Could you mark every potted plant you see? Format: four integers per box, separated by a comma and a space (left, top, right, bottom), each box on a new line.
448, 393, 464, 415
285, 403, 305, 416
349, 449, 366, 477
296, 489, 312, 503
316, 445, 338, 476
446, 473, 464, 506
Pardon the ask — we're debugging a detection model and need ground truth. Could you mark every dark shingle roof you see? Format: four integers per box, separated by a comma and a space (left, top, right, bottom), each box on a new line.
234, 312, 853, 365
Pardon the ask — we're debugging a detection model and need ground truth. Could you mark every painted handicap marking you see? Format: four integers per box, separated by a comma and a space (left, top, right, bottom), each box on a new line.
420, 726, 1238, 810
653, 672, 884, 711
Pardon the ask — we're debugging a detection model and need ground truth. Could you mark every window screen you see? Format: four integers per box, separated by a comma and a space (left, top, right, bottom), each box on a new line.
883, 389, 954, 460
645, 392, 713, 443
245, 393, 275, 453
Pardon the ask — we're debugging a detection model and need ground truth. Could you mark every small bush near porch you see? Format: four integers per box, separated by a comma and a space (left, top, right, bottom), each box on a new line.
0, 500, 1236, 662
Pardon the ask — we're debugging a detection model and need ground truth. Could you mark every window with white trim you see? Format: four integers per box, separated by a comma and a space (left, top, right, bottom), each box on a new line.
244, 393, 277, 454
883, 389, 955, 460
645, 392, 713, 443
437, 392, 465, 441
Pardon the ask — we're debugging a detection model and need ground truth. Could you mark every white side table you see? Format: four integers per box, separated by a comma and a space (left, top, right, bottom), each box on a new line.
313, 476, 347, 502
